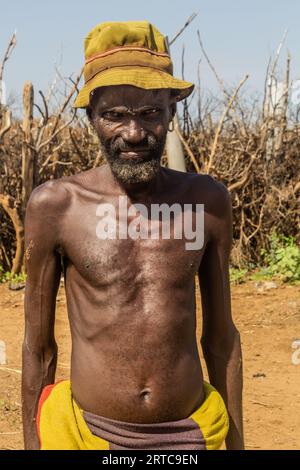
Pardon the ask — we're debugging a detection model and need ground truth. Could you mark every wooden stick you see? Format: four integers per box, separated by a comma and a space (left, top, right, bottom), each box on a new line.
197, 30, 229, 101
197, 30, 247, 130
228, 150, 259, 192
169, 13, 198, 46
39, 140, 66, 175
21, 81, 35, 212
0, 432, 21, 435
0, 195, 24, 275
206, 74, 249, 174
0, 108, 11, 142
37, 112, 76, 152
49, 68, 83, 136
0, 366, 21, 374
270, 29, 288, 79
0, 31, 17, 82
274, 52, 290, 154
174, 126, 201, 173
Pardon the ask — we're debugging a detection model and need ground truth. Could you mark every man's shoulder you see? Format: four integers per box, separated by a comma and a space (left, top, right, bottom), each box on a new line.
163, 168, 230, 205
26, 176, 73, 217
26, 165, 105, 214
194, 172, 230, 207
167, 170, 232, 243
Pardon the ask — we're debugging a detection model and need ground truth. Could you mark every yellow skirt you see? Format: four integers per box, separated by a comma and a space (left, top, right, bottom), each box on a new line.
37, 380, 229, 450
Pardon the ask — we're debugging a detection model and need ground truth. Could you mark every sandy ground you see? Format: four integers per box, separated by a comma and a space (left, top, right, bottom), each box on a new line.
0, 280, 299, 450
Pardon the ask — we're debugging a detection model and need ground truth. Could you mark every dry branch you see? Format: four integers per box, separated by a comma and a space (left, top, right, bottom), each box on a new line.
0, 108, 11, 142
197, 30, 229, 101
21, 81, 34, 211
0, 194, 24, 274
174, 125, 201, 173
206, 74, 249, 173
50, 68, 83, 136
169, 13, 198, 46
0, 31, 17, 82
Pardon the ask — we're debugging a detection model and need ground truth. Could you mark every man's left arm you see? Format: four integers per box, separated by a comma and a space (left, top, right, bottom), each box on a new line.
198, 182, 244, 450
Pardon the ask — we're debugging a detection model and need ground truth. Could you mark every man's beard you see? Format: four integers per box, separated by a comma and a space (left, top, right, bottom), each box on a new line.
100, 134, 166, 184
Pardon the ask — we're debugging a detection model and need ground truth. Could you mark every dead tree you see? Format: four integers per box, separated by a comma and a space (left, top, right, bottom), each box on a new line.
21, 81, 35, 212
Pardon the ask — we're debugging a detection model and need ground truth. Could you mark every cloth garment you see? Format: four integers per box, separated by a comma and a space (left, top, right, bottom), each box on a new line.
73, 21, 194, 108
37, 380, 229, 450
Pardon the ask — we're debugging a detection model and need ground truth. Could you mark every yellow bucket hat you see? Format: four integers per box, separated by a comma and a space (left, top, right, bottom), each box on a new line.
73, 21, 194, 108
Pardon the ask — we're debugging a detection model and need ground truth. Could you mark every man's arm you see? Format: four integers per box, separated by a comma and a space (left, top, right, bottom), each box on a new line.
198, 182, 244, 450
22, 182, 65, 449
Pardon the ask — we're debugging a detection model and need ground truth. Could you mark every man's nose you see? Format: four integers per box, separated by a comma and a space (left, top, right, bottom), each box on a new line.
121, 119, 146, 144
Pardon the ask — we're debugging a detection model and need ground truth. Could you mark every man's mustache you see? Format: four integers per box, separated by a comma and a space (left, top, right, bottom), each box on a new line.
110, 135, 160, 154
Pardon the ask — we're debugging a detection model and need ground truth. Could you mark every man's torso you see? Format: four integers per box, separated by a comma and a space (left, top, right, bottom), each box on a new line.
52, 165, 221, 423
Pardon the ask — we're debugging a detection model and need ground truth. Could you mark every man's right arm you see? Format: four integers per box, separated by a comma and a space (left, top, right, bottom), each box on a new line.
22, 182, 67, 450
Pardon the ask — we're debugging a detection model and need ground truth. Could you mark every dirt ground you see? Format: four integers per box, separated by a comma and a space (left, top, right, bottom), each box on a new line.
0, 280, 299, 450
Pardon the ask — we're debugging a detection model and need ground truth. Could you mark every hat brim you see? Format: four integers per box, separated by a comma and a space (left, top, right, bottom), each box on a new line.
73, 66, 194, 108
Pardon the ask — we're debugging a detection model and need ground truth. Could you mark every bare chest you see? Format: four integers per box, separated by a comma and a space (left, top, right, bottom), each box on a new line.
60, 196, 207, 288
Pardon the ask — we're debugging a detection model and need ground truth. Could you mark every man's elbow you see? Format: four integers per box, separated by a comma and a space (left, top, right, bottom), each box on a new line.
201, 326, 241, 361
22, 339, 58, 363
22, 340, 58, 391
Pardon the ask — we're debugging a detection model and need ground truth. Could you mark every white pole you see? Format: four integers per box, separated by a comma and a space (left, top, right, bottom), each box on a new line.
165, 115, 186, 172
165, 36, 186, 172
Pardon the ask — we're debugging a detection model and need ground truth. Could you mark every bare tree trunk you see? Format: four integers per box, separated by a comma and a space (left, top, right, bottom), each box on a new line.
275, 53, 290, 155
21, 81, 35, 212
0, 194, 24, 275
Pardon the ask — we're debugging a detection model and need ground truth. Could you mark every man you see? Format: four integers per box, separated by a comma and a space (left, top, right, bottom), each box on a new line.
22, 21, 244, 450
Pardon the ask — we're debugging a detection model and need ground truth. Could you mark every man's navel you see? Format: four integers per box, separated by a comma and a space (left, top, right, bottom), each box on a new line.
139, 387, 151, 402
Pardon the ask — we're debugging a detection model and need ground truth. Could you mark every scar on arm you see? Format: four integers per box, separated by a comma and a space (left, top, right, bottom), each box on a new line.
25, 240, 35, 260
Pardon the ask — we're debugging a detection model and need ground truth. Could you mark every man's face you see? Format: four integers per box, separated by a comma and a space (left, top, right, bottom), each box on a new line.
88, 85, 176, 185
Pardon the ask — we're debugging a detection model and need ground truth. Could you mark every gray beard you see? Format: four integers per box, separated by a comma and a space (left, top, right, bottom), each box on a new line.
100, 143, 162, 184
107, 156, 161, 184
98, 131, 166, 184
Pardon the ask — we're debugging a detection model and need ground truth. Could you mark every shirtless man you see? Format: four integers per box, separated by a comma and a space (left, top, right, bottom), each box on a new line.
22, 21, 244, 451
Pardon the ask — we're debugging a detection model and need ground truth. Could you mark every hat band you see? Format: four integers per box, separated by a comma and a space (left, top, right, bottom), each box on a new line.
84, 49, 173, 83
85, 46, 170, 64
85, 63, 175, 86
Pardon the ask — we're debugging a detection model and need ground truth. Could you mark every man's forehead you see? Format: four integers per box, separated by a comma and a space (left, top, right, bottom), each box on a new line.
91, 85, 171, 109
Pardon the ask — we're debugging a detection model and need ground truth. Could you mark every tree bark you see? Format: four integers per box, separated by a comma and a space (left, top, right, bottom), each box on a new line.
0, 194, 24, 275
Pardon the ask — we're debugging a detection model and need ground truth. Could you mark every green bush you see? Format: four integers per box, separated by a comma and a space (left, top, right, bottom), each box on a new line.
258, 232, 300, 282
230, 233, 300, 284
230, 267, 249, 284
0, 265, 26, 284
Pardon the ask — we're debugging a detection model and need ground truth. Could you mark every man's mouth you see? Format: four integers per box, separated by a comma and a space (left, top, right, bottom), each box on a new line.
119, 149, 151, 160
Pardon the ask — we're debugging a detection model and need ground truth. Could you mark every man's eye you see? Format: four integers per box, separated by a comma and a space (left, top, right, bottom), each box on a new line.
143, 109, 160, 115
102, 111, 123, 119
